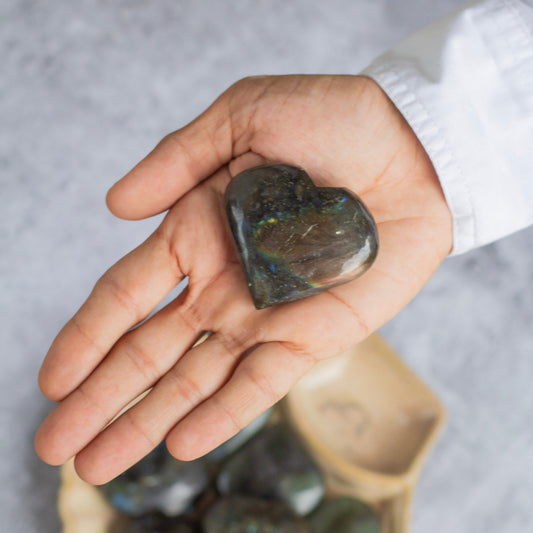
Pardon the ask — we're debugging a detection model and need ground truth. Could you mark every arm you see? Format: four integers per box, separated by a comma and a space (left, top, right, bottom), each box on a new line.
364, 0, 533, 254
35, 0, 533, 485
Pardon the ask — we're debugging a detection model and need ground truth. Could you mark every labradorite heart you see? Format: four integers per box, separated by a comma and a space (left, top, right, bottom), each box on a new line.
98, 443, 209, 517
225, 164, 378, 309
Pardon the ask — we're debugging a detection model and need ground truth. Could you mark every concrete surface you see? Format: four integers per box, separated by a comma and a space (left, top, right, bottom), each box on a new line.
1, 1, 532, 532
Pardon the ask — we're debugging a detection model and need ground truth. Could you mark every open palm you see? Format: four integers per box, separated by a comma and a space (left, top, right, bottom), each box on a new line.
35, 75, 452, 484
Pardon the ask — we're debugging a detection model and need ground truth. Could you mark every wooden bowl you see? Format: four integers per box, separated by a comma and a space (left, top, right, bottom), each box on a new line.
284, 334, 446, 532
58, 334, 445, 533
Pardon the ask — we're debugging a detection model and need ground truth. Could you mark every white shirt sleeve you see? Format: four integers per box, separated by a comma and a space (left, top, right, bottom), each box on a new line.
363, 0, 533, 255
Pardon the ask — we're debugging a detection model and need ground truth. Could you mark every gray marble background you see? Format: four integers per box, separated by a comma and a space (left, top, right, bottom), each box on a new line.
2, 0, 532, 531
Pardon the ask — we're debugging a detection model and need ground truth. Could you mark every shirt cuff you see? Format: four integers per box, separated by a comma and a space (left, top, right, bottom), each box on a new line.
362, 0, 533, 255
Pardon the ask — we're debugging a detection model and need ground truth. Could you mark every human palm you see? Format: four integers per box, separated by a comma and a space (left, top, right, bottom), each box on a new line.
35, 75, 452, 484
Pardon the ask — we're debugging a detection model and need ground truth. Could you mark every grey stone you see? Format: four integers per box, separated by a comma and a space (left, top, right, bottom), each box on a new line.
217, 424, 325, 516
202, 496, 309, 533
98, 443, 209, 517
225, 164, 378, 308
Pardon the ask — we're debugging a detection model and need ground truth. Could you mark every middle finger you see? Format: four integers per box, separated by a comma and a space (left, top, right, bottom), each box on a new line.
74, 276, 267, 483
34, 269, 235, 467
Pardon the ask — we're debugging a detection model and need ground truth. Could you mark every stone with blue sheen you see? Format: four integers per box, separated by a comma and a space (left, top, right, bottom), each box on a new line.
98, 443, 209, 518
203, 496, 309, 533
216, 424, 325, 516
225, 164, 378, 309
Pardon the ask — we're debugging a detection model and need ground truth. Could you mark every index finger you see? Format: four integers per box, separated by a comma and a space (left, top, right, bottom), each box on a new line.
106, 93, 234, 221
165, 341, 316, 461
38, 226, 182, 401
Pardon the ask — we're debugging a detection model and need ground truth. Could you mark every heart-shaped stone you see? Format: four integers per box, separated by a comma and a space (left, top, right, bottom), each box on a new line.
225, 164, 378, 309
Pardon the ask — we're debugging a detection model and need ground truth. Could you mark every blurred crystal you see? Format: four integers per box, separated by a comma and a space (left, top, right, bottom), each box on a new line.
217, 424, 325, 516
99, 443, 209, 517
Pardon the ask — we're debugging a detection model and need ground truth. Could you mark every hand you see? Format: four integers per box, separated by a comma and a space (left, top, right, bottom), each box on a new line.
35, 75, 452, 484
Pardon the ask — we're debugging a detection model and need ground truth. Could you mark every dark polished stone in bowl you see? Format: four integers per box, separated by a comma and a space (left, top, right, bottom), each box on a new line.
202, 496, 309, 533
225, 164, 378, 308
109, 512, 196, 533
98, 443, 209, 517
217, 423, 325, 516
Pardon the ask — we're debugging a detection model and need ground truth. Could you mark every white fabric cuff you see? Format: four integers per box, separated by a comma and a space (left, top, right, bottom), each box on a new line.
363, 0, 533, 255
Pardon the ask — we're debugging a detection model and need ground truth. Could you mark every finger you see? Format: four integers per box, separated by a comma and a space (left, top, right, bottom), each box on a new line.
34, 287, 207, 466
106, 75, 291, 221
73, 282, 266, 484
266, 209, 447, 350
73, 336, 241, 484
165, 341, 315, 461
106, 94, 236, 220
164, 216, 446, 461
38, 225, 182, 402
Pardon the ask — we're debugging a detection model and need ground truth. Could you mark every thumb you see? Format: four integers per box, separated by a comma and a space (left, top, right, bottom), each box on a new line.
106, 89, 236, 220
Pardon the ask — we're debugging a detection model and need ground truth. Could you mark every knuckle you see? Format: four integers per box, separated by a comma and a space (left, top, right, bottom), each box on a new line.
160, 130, 185, 149
121, 337, 162, 384
211, 395, 242, 434
240, 361, 278, 405
175, 296, 204, 334
327, 291, 370, 339
167, 367, 204, 405
123, 409, 158, 448
71, 314, 107, 357
215, 330, 250, 359
97, 273, 142, 322
77, 382, 110, 422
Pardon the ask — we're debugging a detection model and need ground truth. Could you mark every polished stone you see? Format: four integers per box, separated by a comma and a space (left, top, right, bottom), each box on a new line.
309, 497, 381, 533
217, 424, 325, 516
109, 513, 196, 533
98, 443, 209, 517
225, 164, 378, 308
202, 496, 309, 533
206, 408, 272, 462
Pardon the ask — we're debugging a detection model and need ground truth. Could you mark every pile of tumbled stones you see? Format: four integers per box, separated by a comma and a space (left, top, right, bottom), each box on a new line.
99, 410, 381, 532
